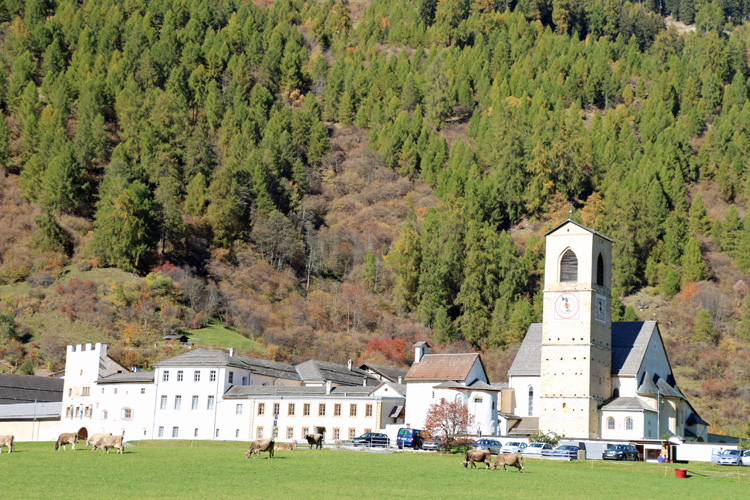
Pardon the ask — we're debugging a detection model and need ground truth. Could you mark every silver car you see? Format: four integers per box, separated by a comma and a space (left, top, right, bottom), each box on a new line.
501, 441, 528, 454
718, 449, 742, 466
743, 450, 750, 467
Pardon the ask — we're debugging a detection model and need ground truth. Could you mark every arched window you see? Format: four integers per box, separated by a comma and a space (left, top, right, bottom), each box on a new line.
560, 249, 578, 282
528, 386, 534, 416
607, 417, 615, 430
597, 253, 604, 286
625, 417, 634, 430
613, 388, 619, 398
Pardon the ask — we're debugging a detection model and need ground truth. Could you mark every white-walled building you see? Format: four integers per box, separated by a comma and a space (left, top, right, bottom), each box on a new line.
404, 342, 499, 436
506, 220, 709, 441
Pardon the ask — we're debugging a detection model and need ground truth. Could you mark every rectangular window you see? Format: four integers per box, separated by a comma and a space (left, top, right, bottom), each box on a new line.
334, 403, 341, 417
273, 403, 280, 416
242, 376, 247, 385
68, 388, 72, 397
192, 396, 199, 410
114, 388, 117, 395
174, 395, 182, 410
177, 370, 183, 382
228, 371, 234, 384
318, 403, 326, 416
272, 427, 279, 439
236, 404, 243, 415
258, 402, 265, 416
364, 428, 371, 434
172, 426, 179, 438
286, 427, 294, 439
302, 427, 309, 437
348, 428, 356, 440
236, 429, 240, 438
303, 403, 310, 416
194, 428, 199, 438
365, 404, 373, 417
65, 406, 72, 418
288, 403, 295, 416
256, 426, 264, 439
123, 408, 132, 420
160, 395, 167, 410
349, 404, 357, 417
82, 386, 90, 396
210, 370, 216, 382
141, 388, 145, 394
473, 397, 482, 404
215, 429, 220, 438
194, 371, 200, 382
163, 370, 169, 382
158, 426, 164, 438
207, 395, 215, 410
101, 410, 108, 420
84, 406, 92, 417
333, 428, 340, 440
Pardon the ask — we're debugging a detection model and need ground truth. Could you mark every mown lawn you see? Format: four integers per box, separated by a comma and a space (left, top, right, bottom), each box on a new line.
2, 441, 749, 500
184, 320, 264, 352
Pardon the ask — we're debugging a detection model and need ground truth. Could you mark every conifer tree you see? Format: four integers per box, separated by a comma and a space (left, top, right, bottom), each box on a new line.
681, 237, 706, 284
688, 193, 710, 235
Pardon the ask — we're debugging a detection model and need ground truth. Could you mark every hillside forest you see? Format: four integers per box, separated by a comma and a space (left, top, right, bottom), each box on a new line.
1, 0, 750, 436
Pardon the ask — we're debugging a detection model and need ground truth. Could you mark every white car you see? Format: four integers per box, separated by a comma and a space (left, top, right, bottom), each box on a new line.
742, 450, 750, 467
523, 442, 553, 455
501, 441, 528, 454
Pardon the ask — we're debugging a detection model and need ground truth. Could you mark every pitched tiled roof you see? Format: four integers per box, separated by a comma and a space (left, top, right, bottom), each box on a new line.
295, 359, 379, 386
97, 371, 156, 384
223, 385, 375, 399
600, 397, 655, 412
359, 363, 408, 383
507, 323, 542, 376
0, 401, 61, 420
0, 373, 64, 404
155, 349, 301, 381
508, 417, 539, 435
404, 353, 480, 382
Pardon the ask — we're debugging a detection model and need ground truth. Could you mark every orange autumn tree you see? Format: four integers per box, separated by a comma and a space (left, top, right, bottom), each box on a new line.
424, 397, 474, 450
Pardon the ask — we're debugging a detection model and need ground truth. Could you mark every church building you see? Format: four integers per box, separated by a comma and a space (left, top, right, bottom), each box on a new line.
507, 220, 708, 441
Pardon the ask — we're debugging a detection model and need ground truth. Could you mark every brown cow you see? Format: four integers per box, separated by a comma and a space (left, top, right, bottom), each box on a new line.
86, 433, 112, 448
55, 433, 78, 451
463, 449, 492, 469
274, 441, 297, 451
91, 435, 124, 454
491, 453, 525, 472
246, 438, 275, 459
0, 435, 14, 453
304, 433, 323, 449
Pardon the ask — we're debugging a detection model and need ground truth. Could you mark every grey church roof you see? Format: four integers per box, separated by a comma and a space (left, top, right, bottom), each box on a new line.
155, 349, 301, 381
507, 324, 542, 376
509, 321, 659, 378
359, 362, 408, 383
636, 371, 659, 395
0, 373, 64, 405
223, 385, 375, 399
295, 359, 380, 386
0, 401, 62, 420
600, 397, 656, 412
97, 371, 156, 384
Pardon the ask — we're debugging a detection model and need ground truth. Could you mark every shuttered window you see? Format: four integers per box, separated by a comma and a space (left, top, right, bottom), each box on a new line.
597, 253, 604, 286
560, 249, 578, 282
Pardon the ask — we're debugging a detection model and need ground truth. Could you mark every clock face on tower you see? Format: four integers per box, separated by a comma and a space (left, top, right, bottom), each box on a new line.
554, 292, 580, 320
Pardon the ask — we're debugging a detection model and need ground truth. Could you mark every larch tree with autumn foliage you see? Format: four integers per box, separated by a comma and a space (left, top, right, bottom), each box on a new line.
424, 397, 474, 449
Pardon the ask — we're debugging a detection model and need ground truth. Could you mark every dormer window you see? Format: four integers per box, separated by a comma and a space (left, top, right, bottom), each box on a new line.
560, 249, 578, 282
597, 253, 604, 286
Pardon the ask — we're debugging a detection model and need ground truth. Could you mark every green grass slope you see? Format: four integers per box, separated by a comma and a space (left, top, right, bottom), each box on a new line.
184, 320, 265, 353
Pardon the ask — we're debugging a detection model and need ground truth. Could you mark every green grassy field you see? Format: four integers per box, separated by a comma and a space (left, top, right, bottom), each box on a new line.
184, 320, 264, 352
2, 441, 748, 500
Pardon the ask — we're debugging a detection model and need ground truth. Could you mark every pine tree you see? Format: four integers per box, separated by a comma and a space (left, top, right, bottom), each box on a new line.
385, 202, 422, 313
688, 193, 711, 235
337, 91, 355, 126
681, 237, 706, 284
362, 248, 379, 293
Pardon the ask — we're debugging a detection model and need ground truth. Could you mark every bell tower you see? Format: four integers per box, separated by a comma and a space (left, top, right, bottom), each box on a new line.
539, 220, 613, 438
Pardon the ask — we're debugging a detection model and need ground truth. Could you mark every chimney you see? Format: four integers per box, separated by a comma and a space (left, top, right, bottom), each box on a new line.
229, 348, 235, 357
348, 359, 353, 371
413, 341, 430, 363
363, 378, 367, 387
397, 376, 402, 384
325, 381, 332, 394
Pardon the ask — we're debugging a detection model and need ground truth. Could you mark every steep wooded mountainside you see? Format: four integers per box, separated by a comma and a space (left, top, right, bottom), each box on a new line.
1, 0, 749, 436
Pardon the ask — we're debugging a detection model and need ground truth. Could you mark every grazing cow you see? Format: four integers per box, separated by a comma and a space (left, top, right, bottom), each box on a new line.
246, 438, 275, 459
274, 441, 297, 451
55, 433, 78, 451
304, 433, 323, 449
91, 435, 124, 454
86, 433, 112, 449
491, 453, 525, 472
0, 435, 14, 453
463, 449, 492, 469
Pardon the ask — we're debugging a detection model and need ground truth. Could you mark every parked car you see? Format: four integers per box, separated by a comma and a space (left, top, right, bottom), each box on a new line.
742, 450, 750, 467
523, 442, 553, 456
550, 445, 579, 459
718, 449, 743, 466
711, 448, 723, 464
422, 440, 440, 451
500, 441, 528, 454
352, 432, 390, 448
396, 428, 424, 449
474, 438, 503, 455
602, 444, 639, 461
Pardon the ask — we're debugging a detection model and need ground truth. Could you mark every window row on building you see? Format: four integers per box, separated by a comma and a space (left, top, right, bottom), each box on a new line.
159, 395, 218, 410
162, 370, 218, 383
252, 426, 372, 441
255, 402, 374, 418
606, 416, 634, 430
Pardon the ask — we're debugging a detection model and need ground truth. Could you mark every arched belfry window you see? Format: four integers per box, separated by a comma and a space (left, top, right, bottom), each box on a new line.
560, 249, 578, 282
528, 386, 534, 416
597, 253, 604, 287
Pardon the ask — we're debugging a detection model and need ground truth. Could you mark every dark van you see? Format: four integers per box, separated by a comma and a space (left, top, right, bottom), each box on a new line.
396, 428, 423, 449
